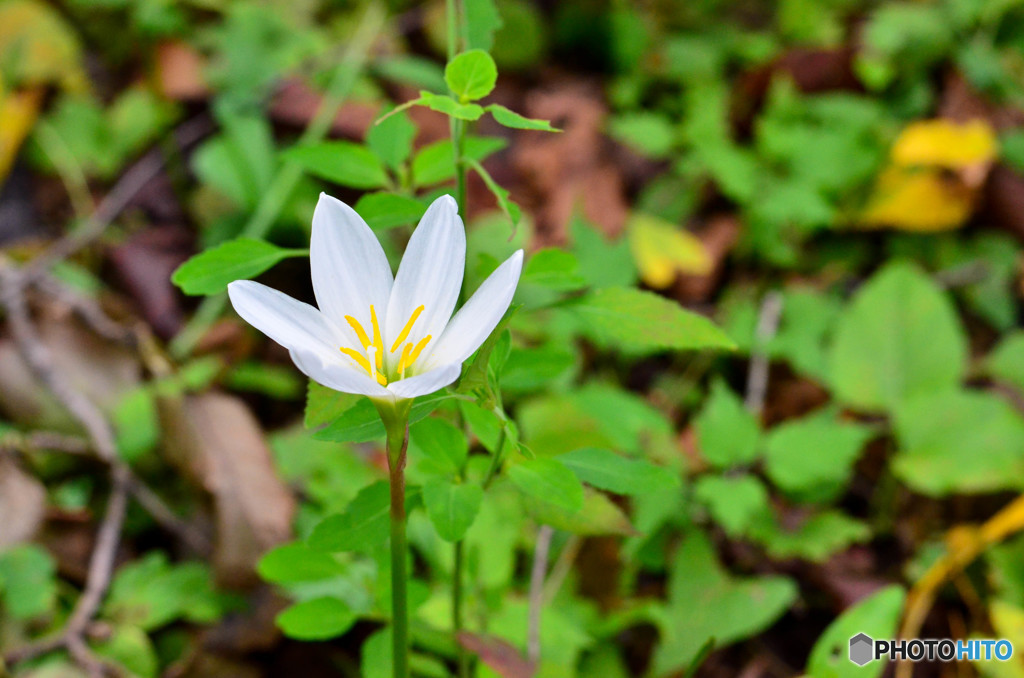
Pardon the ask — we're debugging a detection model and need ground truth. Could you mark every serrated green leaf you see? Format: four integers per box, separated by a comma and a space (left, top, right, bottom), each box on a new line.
172, 238, 305, 296
508, 457, 584, 512
557, 447, 678, 495
572, 287, 735, 354
409, 417, 469, 477
313, 394, 449, 443
354, 192, 427, 230
282, 141, 389, 189
276, 597, 356, 640
423, 478, 483, 541
304, 381, 360, 430
445, 49, 498, 101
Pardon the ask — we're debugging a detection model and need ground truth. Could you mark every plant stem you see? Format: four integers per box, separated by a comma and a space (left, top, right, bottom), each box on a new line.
445, 0, 469, 221
169, 1, 385, 358
453, 540, 469, 677
386, 421, 410, 678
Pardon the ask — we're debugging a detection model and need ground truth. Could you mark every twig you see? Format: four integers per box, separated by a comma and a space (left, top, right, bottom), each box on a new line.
527, 525, 554, 666
542, 534, 582, 603
744, 291, 783, 416
22, 115, 212, 285
34, 272, 134, 344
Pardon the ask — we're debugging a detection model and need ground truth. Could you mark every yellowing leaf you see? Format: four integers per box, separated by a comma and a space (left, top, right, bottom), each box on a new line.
628, 213, 713, 289
0, 86, 42, 183
891, 118, 998, 169
0, 0, 87, 92
861, 166, 974, 232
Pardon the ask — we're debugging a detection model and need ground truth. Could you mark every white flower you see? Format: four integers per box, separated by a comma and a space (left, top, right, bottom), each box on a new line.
227, 193, 523, 402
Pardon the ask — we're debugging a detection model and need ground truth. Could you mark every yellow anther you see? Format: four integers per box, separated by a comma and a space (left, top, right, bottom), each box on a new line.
407, 334, 432, 365
397, 342, 414, 376
339, 347, 372, 374
345, 315, 371, 349
390, 305, 425, 353
375, 370, 388, 386
369, 305, 384, 368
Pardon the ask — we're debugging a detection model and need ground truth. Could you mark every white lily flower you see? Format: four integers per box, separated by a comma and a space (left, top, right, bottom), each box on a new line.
227, 193, 523, 403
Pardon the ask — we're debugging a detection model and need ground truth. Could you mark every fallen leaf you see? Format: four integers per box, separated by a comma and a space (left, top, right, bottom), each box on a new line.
860, 166, 975, 231
0, 85, 42, 184
891, 119, 998, 170
0, 455, 46, 548
628, 212, 712, 289
457, 631, 535, 678
0, 0, 87, 92
675, 214, 741, 303
159, 392, 295, 587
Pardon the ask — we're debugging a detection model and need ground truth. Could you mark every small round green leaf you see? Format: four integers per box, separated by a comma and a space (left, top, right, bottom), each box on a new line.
276, 597, 356, 640
445, 49, 498, 101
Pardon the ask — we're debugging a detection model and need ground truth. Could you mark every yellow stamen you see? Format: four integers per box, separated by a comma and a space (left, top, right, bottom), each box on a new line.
375, 370, 388, 386
390, 305, 425, 353
369, 305, 384, 368
339, 347, 372, 373
407, 334, 432, 365
397, 342, 414, 376
345, 315, 371, 349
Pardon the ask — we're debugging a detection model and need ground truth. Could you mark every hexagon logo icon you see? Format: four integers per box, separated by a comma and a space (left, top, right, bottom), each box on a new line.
849, 633, 874, 666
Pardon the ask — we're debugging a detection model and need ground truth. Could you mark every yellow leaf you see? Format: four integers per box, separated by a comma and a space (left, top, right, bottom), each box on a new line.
891, 119, 998, 169
861, 166, 974, 232
628, 213, 713, 289
0, 0, 87, 92
0, 86, 42, 183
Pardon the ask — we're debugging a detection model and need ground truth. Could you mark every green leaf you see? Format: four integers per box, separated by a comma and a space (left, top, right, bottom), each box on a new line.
488, 104, 558, 131
986, 331, 1024, 394
91, 626, 158, 678
572, 287, 736, 354
521, 249, 586, 291
557, 447, 678, 495
354, 192, 427, 231
417, 91, 484, 120
422, 478, 484, 541
257, 543, 346, 584
104, 553, 222, 630
693, 475, 770, 537
445, 49, 498, 101
694, 379, 760, 468
282, 141, 389, 189
893, 389, 1024, 495
367, 109, 416, 170
313, 394, 449, 443
412, 136, 507, 187
763, 413, 873, 502
750, 510, 871, 562
0, 544, 56, 620
829, 262, 967, 412
304, 381, 360, 430
508, 457, 584, 512
276, 597, 356, 641
652, 531, 797, 674
409, 417, 469, 477
172, 238, 304, 296
608, 112, 675, 158
113, 387, 159, 462
570, 214, 637, 289
465, 0, 503, 51
528, 486, 635, 536
806, 586, 905, 678
307, 481, 391, 553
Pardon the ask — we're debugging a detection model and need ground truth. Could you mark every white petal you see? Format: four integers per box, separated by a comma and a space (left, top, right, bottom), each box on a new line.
385, 195, 465, 358
290, 348, 391, 398
228, 280, 341, 360
387, 363, 461, 399
310, 193, 393, 334
424, 250, 523, 369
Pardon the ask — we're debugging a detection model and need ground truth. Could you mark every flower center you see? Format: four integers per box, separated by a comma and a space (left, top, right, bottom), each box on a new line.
339, 305, 431, 385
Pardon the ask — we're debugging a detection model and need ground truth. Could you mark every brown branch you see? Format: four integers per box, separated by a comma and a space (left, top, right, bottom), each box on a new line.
744, 290, 784, 417
527, 525, 554, 666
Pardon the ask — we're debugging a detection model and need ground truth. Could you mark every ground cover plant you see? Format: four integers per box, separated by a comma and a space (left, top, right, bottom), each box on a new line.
3, 0, 1024, 677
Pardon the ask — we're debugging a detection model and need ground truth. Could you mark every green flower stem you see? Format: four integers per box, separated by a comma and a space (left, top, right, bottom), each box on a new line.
453, 532, 469, 678
169, 1, 385, 359
376, 398, 413, 678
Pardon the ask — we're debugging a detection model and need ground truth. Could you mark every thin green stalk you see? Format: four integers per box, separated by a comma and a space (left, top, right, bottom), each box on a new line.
453, 540, 469, 678
481, 426, 509, 491
169, 2, 385, 359
388, 427, 410, 678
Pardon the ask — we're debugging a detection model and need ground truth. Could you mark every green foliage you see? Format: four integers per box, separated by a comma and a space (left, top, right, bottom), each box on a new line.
508, 457, 585, 513
104, 553, 224, 630
422, 478, 483, 541
276, 597, 357, 641
307, 481, 392, 554
282, 141, 390, 190
0, 544, 57, 620
806, 586, 906, 678
445, 49, 498, 101
172, 238, 306, 295
694, 380, 761, 468
557, 447, 678, 495
829, 262, 967, 412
